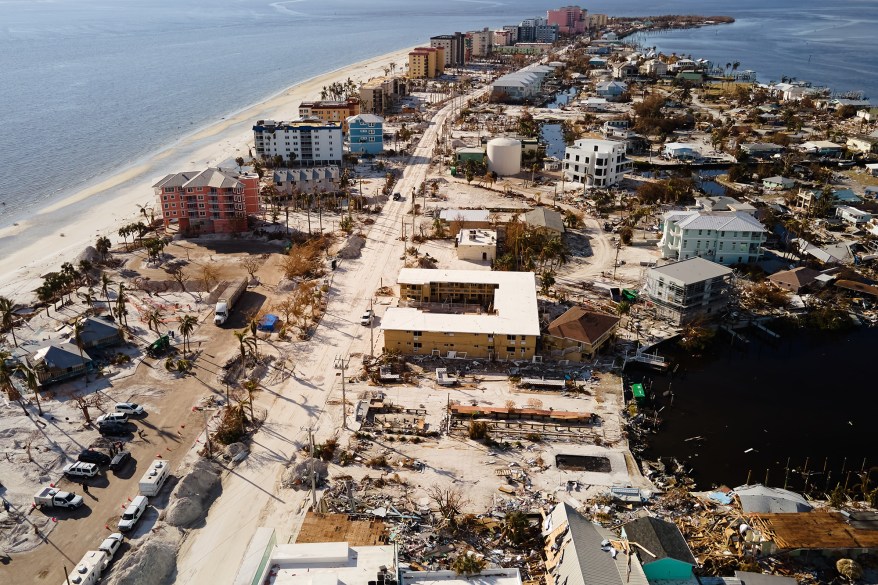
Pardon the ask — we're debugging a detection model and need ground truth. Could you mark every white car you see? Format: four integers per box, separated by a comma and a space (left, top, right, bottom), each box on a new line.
63, 461, 99, 479
96, 412, 128, 424
360, 309, 373, 325
118, 495, 148, 532
115, 402, 145, 416
99, 533, 124, 560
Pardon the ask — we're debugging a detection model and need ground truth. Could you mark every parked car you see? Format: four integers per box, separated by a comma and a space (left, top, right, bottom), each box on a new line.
96, 412, 128, 424
109, 450, 131, 472
63, 461, 99, 479
78, 449, 111, 466
392, 192, 401, 201
98, 533, 124, 561
360, 309, 373, 325
98, 421, 130, 436
118, 495, 148, 532
115, 402, 145, 416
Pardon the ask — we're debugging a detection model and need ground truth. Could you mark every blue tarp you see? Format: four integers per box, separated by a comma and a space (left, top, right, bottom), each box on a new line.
707, 491, 734, 505
258, 314, 279, 332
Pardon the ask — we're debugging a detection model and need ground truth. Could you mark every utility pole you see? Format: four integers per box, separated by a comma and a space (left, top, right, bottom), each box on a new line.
202, 409, 212, 457
64, 566, 71, 585
307, 427, 317, 510
369, 297, 375, 358
334, 355, 351, 429
612, 242, 621, 280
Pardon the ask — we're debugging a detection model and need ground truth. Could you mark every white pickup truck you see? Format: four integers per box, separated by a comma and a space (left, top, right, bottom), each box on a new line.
34, 487, 84, 509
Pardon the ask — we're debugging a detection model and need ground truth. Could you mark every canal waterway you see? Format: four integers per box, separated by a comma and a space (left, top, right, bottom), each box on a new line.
540, 87, 578, 160
631, 324, 878, 493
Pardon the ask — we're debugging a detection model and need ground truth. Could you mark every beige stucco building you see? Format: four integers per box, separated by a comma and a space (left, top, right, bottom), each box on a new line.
381, 269, 539, 360
456, 229, 497, 263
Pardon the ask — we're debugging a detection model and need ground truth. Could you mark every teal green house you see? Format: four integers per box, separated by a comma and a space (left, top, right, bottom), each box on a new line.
621, 517, 697, 582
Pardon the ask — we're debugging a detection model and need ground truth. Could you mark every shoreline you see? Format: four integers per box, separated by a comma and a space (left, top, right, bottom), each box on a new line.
0, 45, 415, 301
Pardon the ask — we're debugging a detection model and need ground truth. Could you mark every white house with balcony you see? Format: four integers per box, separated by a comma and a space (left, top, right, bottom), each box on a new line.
836, 205, 872, 226
563, 139, 632, 187
658, 210, 767, 265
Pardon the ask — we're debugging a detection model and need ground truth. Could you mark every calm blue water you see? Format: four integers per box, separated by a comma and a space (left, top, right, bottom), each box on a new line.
1, 0, 875, 227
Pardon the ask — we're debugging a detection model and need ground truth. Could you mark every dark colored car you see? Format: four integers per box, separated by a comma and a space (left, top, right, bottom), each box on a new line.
78, 449, 111, 466
392, 192, 401, 201
98, 421, 130, 436
109, 450, 131, 471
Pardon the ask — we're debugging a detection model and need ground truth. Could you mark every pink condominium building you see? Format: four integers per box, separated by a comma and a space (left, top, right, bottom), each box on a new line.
546, 6, 587, 36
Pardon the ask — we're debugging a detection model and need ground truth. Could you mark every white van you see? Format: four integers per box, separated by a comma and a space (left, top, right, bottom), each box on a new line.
138, 459, 170, 497
118, 495, 148, 532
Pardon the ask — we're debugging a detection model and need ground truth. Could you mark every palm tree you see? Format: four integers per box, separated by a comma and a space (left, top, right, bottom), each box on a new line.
232, 329, 251, 367
95, 236, 111, 263
16, 363, 42, 415
145, 307, 163, 333
0, 351, 19, 401
241, 378, 259, 422
0, 296, 18, 347
100, 273, 113, 313
72, 320, 89, 385
248, 318, 260, 361
118, 225, 131, 251
115, 283, 128, 327
178, 314, 198, 354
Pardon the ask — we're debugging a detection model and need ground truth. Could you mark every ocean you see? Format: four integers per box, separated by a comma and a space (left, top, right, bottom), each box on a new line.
0, 0, 876, 228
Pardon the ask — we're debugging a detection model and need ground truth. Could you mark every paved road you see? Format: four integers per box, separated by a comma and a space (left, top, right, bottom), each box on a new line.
173, 94, 470, 585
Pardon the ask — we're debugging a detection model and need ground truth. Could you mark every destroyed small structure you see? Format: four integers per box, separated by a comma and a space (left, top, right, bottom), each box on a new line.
768, 267, 819, 293
438, 209, 492, 236
544, 503, 649, 585
621, 516, 697, 581
76, 316, 124, 349
749, 511, 878, 557
524, 207, 565, 235
544, 306, 620, 361
644, 258, 733, 325
734, 484, 813, 514
382, 269, 539, 359
28, 342, 93, 385
402, 570, 521, 585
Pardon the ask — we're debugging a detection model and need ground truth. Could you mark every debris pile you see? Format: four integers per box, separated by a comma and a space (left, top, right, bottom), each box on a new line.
104, 525, 178, 585
165, 459, 221, 527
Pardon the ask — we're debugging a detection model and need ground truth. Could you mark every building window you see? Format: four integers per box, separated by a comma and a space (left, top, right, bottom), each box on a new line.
507, 335, 515, 340
413, 342, 422, 349
506, 346, 515, 352
413, 331, 422, 337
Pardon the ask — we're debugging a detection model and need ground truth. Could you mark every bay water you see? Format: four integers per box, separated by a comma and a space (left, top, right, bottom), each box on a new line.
1, 0, 876, 229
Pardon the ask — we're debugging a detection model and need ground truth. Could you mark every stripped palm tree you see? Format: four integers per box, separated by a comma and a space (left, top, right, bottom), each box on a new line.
0, 296, 18, 347
16, 362, 41, 415
100, 273, 113, 313
72, 320, 89, 385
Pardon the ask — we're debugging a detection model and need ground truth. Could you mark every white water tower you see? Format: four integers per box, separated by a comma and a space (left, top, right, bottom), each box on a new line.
486, 137, 521, 176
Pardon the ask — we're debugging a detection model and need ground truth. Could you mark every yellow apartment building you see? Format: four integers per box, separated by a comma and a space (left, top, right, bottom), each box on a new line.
298, 97, 361, 124
381, 269, 539, 360
407, 47, 445, 79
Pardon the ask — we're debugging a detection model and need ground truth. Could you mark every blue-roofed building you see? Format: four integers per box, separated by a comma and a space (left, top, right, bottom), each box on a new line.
345, 114, 384, 155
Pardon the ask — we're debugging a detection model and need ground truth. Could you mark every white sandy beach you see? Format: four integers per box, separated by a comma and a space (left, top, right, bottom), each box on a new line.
0, 46, 414, 301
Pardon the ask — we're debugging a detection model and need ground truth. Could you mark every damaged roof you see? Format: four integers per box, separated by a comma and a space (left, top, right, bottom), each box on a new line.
545, 503, 649, 585
547, 307, 620, 346
621, 516, 696, 566
734, 484, 812, 514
